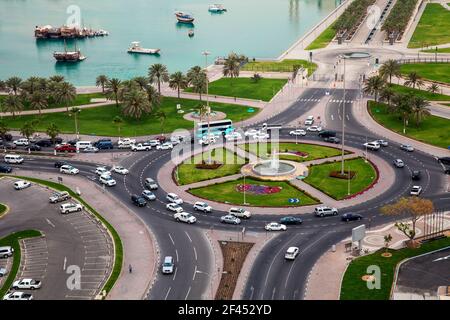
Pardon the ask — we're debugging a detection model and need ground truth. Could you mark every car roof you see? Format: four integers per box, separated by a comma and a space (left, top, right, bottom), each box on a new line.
287, 247, 298, 251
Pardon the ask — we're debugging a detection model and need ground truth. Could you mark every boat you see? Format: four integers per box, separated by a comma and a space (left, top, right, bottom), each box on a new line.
188, 30, 194, 37
175, 11, 195, 23
208, 4, 227, 12
53, 41, 86, 62
127, 41, 160, 55
34, 25, 109, 39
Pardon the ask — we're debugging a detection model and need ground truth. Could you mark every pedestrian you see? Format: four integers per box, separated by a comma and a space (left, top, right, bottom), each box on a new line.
129, 264, 133, 273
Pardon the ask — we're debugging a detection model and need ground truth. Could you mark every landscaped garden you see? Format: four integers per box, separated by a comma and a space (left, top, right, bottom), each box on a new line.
188, 177, 319, 207
408, 3, 450, 48
176, 148, 247, 185
303, 157, 377, 200
242, 59, 317, 75
340, 236, 450, 300
305, 23, 336, 50
390, 84, 450, 101
382, 0, 418, 42
399, 63, 450, 85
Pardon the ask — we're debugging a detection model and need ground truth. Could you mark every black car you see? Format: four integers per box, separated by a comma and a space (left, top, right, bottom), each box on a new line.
438, 157, 450, 166
131, 194, 147, 207
2, 134, 13, 141
0, 165, 12, 173
27, 144, 42, 151
324, 136, 340, 144
341, 213, 363, 222
54, 160, 70, 168
36, 139, 52, 147
2, 142, 16, 150
279, 216, 303, 225
318, 130, 336, 138
66, 139, 79, 146
445, 168, 450, 175
411, 170, 421, 180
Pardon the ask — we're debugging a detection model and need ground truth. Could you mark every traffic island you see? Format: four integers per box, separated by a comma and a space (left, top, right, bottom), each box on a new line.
0, 203, 8, 218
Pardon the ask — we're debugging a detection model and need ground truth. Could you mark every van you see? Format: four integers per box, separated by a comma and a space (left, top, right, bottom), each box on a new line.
162, 256, 174, 274
96, 141, 114, 150
0, 246, 14, 258
75, 141, 92, 150
4, 154, 24, 164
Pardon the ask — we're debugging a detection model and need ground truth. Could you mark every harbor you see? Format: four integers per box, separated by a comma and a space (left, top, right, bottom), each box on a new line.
35, 25, 109, 39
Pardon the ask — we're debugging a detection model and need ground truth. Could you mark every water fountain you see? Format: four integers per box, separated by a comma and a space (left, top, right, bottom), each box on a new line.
252, 149, 297, 177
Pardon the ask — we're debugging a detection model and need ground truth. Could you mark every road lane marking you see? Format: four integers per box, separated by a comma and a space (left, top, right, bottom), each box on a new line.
165, 287, 172, 300
46, 218, 55, 228
193, 246, 198, 261
185, 231, 192, 243
168, 233, 175, 245
172, 267, 177, 281
175, 249, 179, 262
63, 257, 67, 271
193, 265, 197, 281
185, 286, 191, 300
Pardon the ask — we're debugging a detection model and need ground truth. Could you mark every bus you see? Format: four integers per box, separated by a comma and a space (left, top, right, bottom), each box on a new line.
196, 119, 234, 138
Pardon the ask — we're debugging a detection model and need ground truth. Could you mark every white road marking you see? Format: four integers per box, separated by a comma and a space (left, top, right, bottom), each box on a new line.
185, 286, 191, 300
433, 255, 450, 262
46, 218, 55, 228
331, 114, 334, 121
192, 265, 197, 281
175, 249, 179, 262
172, 267, 177, 281
185, 231, 192, 243
165, 287, 172, 300
193, 246, 198, 261
168, 233, 175, 245
63, 257, 67, 271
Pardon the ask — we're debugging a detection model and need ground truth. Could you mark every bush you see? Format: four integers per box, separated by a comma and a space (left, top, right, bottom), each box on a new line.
333, 0, 376, 34
382, 0, 418, 38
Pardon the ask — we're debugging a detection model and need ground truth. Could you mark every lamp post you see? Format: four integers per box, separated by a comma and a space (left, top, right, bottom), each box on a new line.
69, 107, 81, 140
340, 56, 346, 175
243, 173, 247, 205
195, 270, 214, 299
202, 50, 211, 163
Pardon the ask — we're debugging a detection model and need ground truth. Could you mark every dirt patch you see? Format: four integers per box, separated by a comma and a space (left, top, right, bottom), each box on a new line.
195, 161, 223, 170
215, 241, 254, 300
329, 170, 356, 179
381, 252, 392, 258
361, 275, 376, 282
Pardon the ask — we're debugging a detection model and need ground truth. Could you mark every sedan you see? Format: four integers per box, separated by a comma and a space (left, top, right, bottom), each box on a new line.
289, 129, 306, 136
265, 222, 287, 231
14, 180, 31, 190
2, 143, 16, 150
142, 190, 156, 201
27, 144, 42, 151
341, 213, 363, 222
279, 216, 303, 225
324, 136, 340, 144
166, 203, 184, 213
400, 144, 414, 152
0, 165, 12, 173
220, 215, 241, 225
113, 166, 129, 175
285, 247, 299, 260
244, 129, 260, 137
95, 167, 110, 176
410, 185, 422, 196
306, 126, 322, 132
157, 142, 173, 150
82, 146, 99, 153
393, 159, 404, 168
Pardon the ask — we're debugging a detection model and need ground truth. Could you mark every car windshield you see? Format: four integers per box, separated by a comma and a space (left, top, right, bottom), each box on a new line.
163, 262, 172, 267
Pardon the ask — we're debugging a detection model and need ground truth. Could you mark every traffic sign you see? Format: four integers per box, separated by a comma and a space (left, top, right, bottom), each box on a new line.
288, 198, 300, 204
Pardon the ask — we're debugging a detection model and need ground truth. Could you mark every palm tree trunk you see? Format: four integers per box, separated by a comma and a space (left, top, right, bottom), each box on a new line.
158, 80, 161, 94
178, 87, 180, 99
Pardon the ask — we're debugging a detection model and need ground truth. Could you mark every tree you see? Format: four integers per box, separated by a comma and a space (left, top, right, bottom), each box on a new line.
379, 59, 400, 84
148, 63, 169, 94
106, 78, 122, 108
381, 197, 434, 243
5, 76, 22, 95
29, 90, 48, 115
187, 66, 203, 83
112, 116, 124, 137
54, 82, 76, 112
380, 86, 395, 110
392, 93, 412, 133
20, 121, 35, 140
0, 121, 10, 141
196, 104, 209, 123
132, 76, 150, 90
169, 71, 188, 98
154, 110, 167, 135
121, 89, 151, 119
250, 73, 262, 83
384, 234, 392, 253
410, 96, 430, 127
427, 82, 439, 94
363, 75, 385, 102
46, 123, 60, 145
190, 72, 207, 100
95, 75, 109, 93
0, 80, 6, 92
20, 76, 41, 95
3, 94, 23, 117
223, 52, 246, 85
144, 85, 161, 112
404, 72, 424, 89
49, 75, 65, 83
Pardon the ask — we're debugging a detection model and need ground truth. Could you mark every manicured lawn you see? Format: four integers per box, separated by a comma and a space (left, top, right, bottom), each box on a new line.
399, 63, 450, 84
3, 97, 258, 137
408, 4, 450, 48
369, 101, 450, 149
0, 230, 42, 297
189, 177, 319, 207
303, 157, 377, 200
421, 47, 450, 53
241, 142, 345, 162
341, 236, 450, 300
186, 78, 288, 102
242, 59, 317, 75
389, 84, 450, 101
176, 148, 247, 185
0, 203, 6, 217
305, 23, 336, 50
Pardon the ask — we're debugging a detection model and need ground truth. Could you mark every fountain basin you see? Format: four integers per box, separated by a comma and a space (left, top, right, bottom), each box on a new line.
342, 52, 371, 59
252, 160, 296, 177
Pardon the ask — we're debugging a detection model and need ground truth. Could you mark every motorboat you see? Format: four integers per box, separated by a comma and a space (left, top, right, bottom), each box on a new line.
127, 41, 160, 54
188, 30, 194, 37
175, 11, 195, 23
208, 4, 227, 12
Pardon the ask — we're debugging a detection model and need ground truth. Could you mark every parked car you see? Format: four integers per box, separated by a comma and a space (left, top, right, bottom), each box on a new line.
82, 146, 99, 153
166, 193, 183, 205
279, 216, 302, 225
13, 138, 29, 146
393, 159, 404, 168
411, 170, 421, 180
118, 138, 136, 146
60, 203, 83, 214
131, 143, 151, 152
284, 247, 299, 260
27, 144, 41, 151
2, 142, 17, 150
244, 129, 260, 137
155, 135, 167, 143
131, 194, 147, 207
228, 207, 251, 219
12, 279, 41, 290
341, 213, 363, 222
95, 140, 113, 150
2, 292, 33, 300
0, 246, 14, 258
400, 144, 414, 152
253, 132, 270, 141
14, 180, 31, 190
157, 142, 174, 150
265, 222, 287, 231
0, 165, 12, 173
221, 215, 241, 225
35, 139, 52, 147
363, 142, 380, 151
162, 256, 174, 274
166, 203, 184, 213
147, 140, 161, 147
174, 212, 197, 224
193, 201, 212, 213
99, 174, 116, 186
60, 165, 79, 175
304, 115, 314, 125
113, 166, 129, 175
306, 125, 322, 132
55, 144, 76, 153
314, 206, 338, 217
410, 185, 422, 196
142, 190, 156, 201
289, 129, 306, 136
324, 136, 340, 144
225, 132, 242, 141
0, 267, 7, 277
144, 178, 158, 190
49, 191, 71, 203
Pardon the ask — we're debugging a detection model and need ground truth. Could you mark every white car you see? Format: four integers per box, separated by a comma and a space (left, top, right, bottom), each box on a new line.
393, 159, 404, 168
60, 202, 83, 214
113, 166, 129, 175
144, 178, 158, 190
199, 136, 216, 145
265, 222, 287, 231
289, 129, 306, 136
253, 132, 269, 141
363, 142, 380, 151
225, 132, 242, 141
314, 206, 338, 217
148, 140, 161, 147
193, 201, 212, 213
117, 142, 132, 149
228, 207, 251, 219
304, 116, 314, 125
118, 138, 136, 146
95, 166, 111, 176
3, 292, 33, 300
166, 203, 184, 213
306, 126, 322, 132
157, 142, 173, 150
12, 279, 42, 290
99, 174, 116, 186
375, 139, 389, 147
174, 212, 197, 224
244, 129, 260, 137
13, 138, 29, 146
142, 190, 156, 201
131, 143, 151, 152
166, 193, 183, 204
410, 185, 422, 196
221, 215, 241, 225
400, 144, 414, 152
285, 247, 299, 260
0, 267, 7, 277
82, 146, 99, 153
60, 165, 79, 175
14, 180, 31, 190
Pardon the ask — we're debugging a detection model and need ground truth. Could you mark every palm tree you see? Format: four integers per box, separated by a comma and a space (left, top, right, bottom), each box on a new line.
95, 75, 109, 93
410, 96, 430, 127
169, 72, 188, 98
0, 121, 10, 141
154, 110, 167, 136
148, 63, 169, 94
54, 82, 76, 112
427, 82, 439, 94
144, 85, 161, 112
3, 94, 23, 117
404, 72, 424, 89
393, 93, 413, 133
46, 123, 61, 145
379, 59, 400, 84
190, 72, 207, 100
49, 75, 65, 83
187, 66, 203, 83
20, 76, 41, 95
363, 75, 385, 102
29, 90, 48, 115
196, 104, 209, 123
106, 78, 122, 108
112, 115, 124, 137
380, 86, 395, 110
20, 122, 35, 140
121, 89, 151, 119
132, 76, 150, 90
223, 53, 243, 86
0, 80, 6, 92
5, 76, 22, 95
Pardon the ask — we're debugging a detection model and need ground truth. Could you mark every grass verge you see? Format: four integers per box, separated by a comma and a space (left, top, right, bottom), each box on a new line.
389, 84, 450, 101
0, 203, 7, 218
305, 23, 336, 50
242, 59, 317, 75
399, 63, 450, 85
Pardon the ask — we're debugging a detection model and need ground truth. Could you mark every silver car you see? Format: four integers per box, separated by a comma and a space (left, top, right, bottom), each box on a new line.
220, 215, 241, 225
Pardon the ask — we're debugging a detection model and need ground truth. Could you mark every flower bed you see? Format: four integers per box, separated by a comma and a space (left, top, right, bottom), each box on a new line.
236, 184, 282, 195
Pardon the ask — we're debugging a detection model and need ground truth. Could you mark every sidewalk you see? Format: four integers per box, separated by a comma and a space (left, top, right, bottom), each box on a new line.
14, 169, 158, 300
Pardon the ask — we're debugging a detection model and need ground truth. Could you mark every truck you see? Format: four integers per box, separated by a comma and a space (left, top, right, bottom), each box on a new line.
3, 291, 33, 300
12, 279, 42, 290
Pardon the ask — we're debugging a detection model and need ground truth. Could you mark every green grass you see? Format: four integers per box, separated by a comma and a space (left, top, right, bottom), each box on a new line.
340, 236, 450, 300
369, 101, 450, 149
409, 4, 450, 48
0, 203, 6, 218
241, 59, 317, 75
186, 78, 288, 102
303, 157, 377, 200
241, 142, 345, 162
0, 230, 42, 297
305, 23, 336, 50
400, 63, 450, 84
421, 47, 450, 53
176, 148, 247, 185
389, 84, 450, 101
189, 177, 319, 207
3, 97, 258, 137
0, 92, 106, 111
1, 175, 122, 295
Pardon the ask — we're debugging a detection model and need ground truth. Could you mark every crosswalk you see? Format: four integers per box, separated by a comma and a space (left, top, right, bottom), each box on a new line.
329, 99, 354, 103
297, 98, 321, 102
296, 98, 355, 103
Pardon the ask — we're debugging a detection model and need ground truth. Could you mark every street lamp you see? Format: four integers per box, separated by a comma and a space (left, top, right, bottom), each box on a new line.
69, 107, 81, 140
195, 270, 214, 299
202, 50, 211, 163
340, 56, 347, 175
243, 173, 248, 205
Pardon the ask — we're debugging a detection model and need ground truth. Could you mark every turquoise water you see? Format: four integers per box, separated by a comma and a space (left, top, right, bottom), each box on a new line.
0, 0, 338, 85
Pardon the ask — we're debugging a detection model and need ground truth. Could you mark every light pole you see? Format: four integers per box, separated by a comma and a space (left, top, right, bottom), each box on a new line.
202, 50, 211, 162
243, 173, 247, 205
340, 56, 346, 175
347, 164, 350, 196
195, 270, 214, 299
70, 107, 81, 140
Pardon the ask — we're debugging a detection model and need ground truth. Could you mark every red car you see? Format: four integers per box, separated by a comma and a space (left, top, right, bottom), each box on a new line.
155, 135, 167, 143
55, 144, 76, 153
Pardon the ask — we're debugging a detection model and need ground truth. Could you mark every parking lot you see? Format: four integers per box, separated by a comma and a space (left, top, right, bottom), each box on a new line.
0, 177, 113, 299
